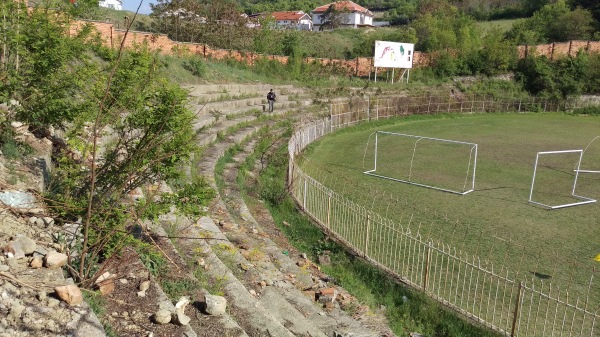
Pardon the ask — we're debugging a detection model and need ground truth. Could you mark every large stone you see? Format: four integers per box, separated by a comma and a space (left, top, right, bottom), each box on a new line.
204, 294, 227, 315
174, 311, 191, 326
0, 190, 37, 209
97, 280, 115, 295
4, 241, 25, 259
44, 251, 68, 269
30, 256, 43, 269
153, 309, 171, 324
138, 280, 150, 292
15, 235, 36, 255
55, 285, 83, 306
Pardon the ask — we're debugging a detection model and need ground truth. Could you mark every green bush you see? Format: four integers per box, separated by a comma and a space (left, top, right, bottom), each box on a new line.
182, 58, 207, 77
572, 106, 600, 115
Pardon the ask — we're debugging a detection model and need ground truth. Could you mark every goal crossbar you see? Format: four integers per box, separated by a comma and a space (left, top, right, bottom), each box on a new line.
529, 149, 597, 210
364, 132, 478, 195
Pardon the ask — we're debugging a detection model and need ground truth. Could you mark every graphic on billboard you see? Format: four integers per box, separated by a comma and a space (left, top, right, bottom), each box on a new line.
374, 41, 414, 69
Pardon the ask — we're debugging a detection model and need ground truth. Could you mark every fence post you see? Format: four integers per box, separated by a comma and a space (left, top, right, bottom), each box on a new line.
367, 96, 370, 121
303, 180, 308, 209
364, 214, 370, 257
327, 192, 332, 228
423, 241, 432, 291
428, 95, 432, 114
510, 281, 524, 337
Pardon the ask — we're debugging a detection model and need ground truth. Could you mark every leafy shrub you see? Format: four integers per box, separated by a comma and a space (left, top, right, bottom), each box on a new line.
183, 58, 207, 77
572, 106, 600, 115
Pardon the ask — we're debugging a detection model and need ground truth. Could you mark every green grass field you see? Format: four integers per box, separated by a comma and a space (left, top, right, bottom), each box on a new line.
301, 112, 600, 301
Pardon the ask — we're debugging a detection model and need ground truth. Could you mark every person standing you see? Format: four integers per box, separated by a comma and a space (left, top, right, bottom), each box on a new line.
267, 89, 276, 112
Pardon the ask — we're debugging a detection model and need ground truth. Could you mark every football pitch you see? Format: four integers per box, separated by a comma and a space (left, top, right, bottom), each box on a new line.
300, 112, 600, 300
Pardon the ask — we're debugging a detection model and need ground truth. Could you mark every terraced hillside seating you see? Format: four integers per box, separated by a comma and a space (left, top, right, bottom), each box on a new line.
145, 83, 396, 337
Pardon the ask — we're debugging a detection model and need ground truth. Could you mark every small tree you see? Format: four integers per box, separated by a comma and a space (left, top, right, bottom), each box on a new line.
320, 4, 350, 30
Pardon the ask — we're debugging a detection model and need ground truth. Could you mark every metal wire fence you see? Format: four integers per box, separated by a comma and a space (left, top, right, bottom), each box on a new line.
287, 95, 599, 337
330, 94, 599, 131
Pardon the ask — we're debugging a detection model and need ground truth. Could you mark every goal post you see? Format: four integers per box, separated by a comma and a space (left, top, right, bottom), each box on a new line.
363, 131, 478, 195
577, 135, 600, 174
528, 150, 597, 210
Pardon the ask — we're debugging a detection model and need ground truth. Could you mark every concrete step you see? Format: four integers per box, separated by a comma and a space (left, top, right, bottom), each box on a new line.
183, 84, 305, 102
217, 133, 395, 337
149, 219, 249, 337
190, 216, 299, 337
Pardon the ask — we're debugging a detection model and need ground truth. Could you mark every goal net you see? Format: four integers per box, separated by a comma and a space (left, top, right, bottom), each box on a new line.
528, 150, 596, 209
363, 131, 478, 195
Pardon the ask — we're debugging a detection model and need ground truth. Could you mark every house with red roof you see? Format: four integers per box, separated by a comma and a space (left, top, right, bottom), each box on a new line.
271, 11, 313, 31
311, 1, 373, 31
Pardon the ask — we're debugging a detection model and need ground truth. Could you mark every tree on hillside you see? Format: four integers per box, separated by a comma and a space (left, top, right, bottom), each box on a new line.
319, 4, 350, 30
383, 0, 418, 25
1, 3, 214, 285
570, 0, 600, 28
506, 0, 596, 44
522, 0, 551, 16
150, 0, 254, 49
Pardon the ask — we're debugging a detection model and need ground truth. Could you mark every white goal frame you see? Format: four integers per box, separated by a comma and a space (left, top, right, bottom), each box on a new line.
363, 131, 478, 195
576, 136, 600, 174
528, 150, 597, 210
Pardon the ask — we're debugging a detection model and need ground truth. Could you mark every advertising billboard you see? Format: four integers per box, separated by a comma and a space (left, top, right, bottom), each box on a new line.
374, 41, 414, 69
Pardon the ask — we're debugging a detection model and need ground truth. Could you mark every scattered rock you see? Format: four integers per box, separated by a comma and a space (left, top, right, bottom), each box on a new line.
9, 299, 25, 319
44, 251, 67, 269
54, 284, 83, 306
95, 271, 116, 284
154, 309, 171, 324
249, 289, 257, 296
0, 190, 37, 209
175, 296, 190, 311
3, 241, 25, 259
119, 278, 128, 284
30, 256, 43, 269
318, 288, 338, 304
97, 280, 115, 295
174, 310, 191, 326
204, 294, 227, 315
303, 290, 316, 301
42, 217, 55, 227
318, 254, 332, 266
137, 291, 146, 298
0, 264, 10, 272
47, 298, 60, 308
14, 235, 36, 255
138, 280, 150, 292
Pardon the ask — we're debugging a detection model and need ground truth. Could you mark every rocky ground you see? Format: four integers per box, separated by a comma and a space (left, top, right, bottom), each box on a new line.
0, 83, 400, 337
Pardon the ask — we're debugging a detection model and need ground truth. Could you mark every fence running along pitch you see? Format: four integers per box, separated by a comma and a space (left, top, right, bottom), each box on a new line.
287, 95, 599, 337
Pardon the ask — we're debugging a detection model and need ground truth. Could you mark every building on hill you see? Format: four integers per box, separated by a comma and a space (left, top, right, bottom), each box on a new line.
311, 1, 373, 31
271, 11, 313, 31
98, 0, 122, 11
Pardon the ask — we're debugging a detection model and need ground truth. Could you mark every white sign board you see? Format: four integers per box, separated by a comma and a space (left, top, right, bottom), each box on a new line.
374, 41, 414, 69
